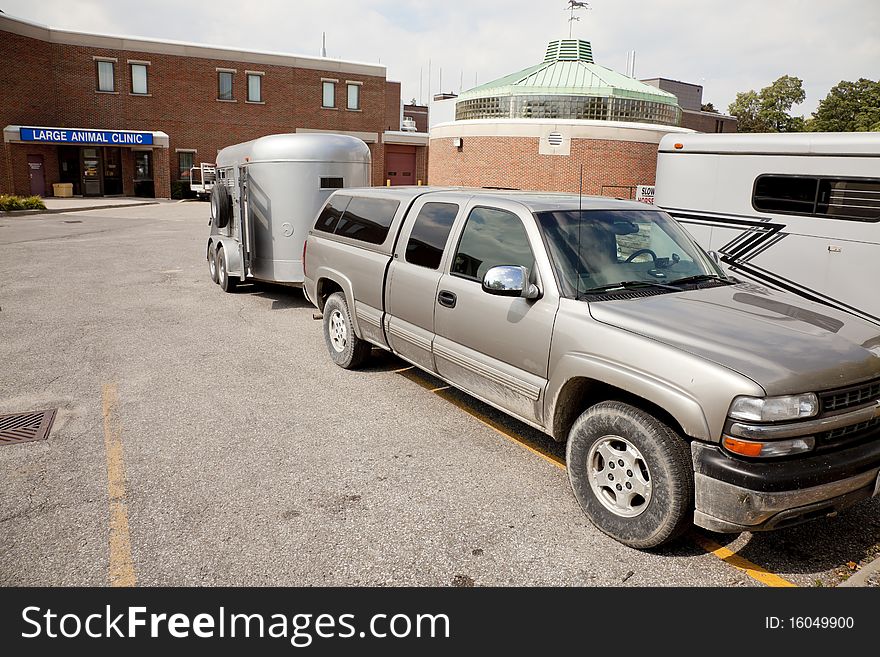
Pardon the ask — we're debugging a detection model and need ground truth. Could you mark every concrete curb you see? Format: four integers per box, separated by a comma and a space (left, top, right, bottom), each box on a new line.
838, 553, 880, 587
0, 201, 159, 217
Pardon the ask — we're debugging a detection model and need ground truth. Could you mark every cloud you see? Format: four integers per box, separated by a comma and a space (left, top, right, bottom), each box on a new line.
4, 0, 878, 114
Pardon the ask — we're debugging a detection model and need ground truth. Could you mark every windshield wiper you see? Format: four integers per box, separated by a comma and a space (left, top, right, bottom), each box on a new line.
580, 280, 683, 295
667, 273, 736, 286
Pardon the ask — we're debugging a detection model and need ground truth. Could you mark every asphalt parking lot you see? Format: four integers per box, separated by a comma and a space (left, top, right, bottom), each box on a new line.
1, 201, 878, 588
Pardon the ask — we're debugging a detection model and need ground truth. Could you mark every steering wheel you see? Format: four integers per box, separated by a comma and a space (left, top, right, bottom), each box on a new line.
624, 248, 658, 264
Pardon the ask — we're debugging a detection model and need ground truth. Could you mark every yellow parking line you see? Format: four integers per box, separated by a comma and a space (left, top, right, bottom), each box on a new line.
102, 383, 137, 587
392, 365, 415, 373
691, 533, 797, 587
395, 366, 797, 587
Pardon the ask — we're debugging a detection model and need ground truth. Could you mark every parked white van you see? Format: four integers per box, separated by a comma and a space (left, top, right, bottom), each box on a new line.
654, 133, 880, 325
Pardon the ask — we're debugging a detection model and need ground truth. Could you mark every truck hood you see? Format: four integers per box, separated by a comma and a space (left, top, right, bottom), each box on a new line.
588, 283, 880, 395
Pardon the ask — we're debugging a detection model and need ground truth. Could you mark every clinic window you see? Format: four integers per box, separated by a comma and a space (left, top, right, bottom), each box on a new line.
247, 73, 262, 102
452, 207, 534, 281
322, 81, 336, 108
347, 83, 361, 110
130, 63, 148, 95
218, 71, 234, 100
96, 60, 115, 92
178, 152, 194, 180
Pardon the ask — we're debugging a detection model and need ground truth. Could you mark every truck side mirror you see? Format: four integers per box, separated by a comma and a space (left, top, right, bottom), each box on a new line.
482, 265, 540, 299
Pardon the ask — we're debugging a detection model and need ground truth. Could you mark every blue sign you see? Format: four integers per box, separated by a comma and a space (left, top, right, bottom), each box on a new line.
19, 127, 154, 146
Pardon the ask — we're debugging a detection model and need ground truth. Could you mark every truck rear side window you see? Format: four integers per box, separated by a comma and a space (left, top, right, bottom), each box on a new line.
753, 175, 880, 222
335, 197, 401, 244
405, 203, 459, 270
314, 194, 351, 233
451, 207, 534, 281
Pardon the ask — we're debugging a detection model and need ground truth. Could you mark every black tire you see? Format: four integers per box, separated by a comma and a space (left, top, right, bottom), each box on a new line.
566, 401, 693, 549
210, 184, 231, 229
216, 246, 237, 293
322, 292, 371, 369
208, 241, 219, 283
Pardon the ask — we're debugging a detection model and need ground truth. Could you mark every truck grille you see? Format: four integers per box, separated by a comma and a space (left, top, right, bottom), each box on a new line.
820, 417, 880, 443
819, 379, 880, 413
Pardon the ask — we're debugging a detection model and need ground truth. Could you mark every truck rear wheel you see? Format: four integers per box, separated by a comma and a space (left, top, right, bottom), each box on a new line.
323, 292, 370, 369
566, 401, 693, 549
216, 246, 237, 293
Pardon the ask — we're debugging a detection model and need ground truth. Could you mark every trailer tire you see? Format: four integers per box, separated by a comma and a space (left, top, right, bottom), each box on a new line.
208, 242, 219, 283
216, 245, 237, 293
323, 292, 370, 369
566, 401, 693, 549
210, 183, 231, 229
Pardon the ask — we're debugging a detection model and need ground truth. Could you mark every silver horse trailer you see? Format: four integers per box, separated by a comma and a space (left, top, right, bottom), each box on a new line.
207, 133, 371, 292
655, 132, 880, 325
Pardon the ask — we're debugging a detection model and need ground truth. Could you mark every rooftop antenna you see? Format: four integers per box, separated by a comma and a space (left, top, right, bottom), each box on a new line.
565, 1, 591, 38
321, 32, 327, 57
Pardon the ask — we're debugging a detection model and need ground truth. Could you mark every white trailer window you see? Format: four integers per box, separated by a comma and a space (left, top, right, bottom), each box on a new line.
754, 175, 880, 222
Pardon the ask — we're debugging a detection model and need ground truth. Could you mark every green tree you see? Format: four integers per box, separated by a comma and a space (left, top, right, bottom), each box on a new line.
728, 75, 806, 133
810, 78, 880, 132
728, 90, 768, 132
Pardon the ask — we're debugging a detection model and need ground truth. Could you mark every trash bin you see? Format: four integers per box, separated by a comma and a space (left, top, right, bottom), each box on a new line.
52, 183, 73, 198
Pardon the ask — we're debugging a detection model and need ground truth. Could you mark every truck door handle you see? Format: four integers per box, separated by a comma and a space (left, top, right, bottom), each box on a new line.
438, 290, 457, 308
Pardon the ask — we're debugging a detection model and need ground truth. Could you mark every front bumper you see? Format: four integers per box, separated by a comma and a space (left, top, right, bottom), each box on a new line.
691, 441, 880, 533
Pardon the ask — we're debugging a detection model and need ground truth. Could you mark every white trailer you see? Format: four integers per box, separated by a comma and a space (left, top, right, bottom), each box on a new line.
654, 132, 880, 325
206, 133, 372, 292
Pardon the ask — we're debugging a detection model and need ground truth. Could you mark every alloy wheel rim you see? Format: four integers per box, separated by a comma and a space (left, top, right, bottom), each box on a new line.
586, 435, 652, 518
328, 309, 347, 353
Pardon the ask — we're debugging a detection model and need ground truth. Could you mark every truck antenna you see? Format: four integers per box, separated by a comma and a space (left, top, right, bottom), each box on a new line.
577, 163, 584, 298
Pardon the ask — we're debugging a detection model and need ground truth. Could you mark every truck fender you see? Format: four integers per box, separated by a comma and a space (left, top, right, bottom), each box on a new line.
313, 267, 364, 339
213, 238, 244, 278
545, 353, 712, 442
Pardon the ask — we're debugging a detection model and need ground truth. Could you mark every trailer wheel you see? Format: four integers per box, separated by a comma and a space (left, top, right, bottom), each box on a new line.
216, 246, 237, 293
208, 242, 219, 283
323, 292, 370, 369
210, 184, 231, 229
566, 401, 693, 549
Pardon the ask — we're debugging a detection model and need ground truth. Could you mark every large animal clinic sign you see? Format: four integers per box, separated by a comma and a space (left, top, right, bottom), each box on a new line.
19, 127, 153, 146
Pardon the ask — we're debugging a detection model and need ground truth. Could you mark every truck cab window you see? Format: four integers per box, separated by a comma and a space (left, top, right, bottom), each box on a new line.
405, 203, 459, 270
451, 207, 533, 281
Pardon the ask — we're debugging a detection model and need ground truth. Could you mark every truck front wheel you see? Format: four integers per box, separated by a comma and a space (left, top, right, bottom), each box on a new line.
566, 401, 693, 549
323, 292, 371, 369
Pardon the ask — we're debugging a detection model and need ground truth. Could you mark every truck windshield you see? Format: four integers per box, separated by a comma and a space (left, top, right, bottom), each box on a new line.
536, 209, 721, 298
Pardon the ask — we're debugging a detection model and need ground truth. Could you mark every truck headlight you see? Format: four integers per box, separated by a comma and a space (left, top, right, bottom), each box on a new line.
728, 393, 819, 423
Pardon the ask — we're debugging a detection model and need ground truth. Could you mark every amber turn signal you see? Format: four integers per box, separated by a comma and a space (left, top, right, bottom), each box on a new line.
722, 436, 764, 457
673, 143, 684, 149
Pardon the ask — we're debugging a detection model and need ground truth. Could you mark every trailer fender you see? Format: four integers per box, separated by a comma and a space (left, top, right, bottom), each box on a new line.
214, 238, 244, 278
313, 268, 364, 339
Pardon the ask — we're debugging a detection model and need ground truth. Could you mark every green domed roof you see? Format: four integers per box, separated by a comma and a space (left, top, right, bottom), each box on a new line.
458, 39, 679, 107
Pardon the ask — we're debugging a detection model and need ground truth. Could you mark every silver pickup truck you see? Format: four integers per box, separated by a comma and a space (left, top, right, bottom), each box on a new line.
303, 187, 880, 548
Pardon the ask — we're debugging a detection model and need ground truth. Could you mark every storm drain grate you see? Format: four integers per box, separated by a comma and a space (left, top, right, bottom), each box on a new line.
0, 409, 57, 445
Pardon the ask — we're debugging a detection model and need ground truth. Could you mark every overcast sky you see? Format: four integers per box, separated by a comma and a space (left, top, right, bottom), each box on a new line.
4, 1, 878, 115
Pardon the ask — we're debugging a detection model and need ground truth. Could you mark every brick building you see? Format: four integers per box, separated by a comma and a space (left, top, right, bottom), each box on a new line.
641, 77, 737, 133
428, 38, 693, 196
0, 13, 427, 198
